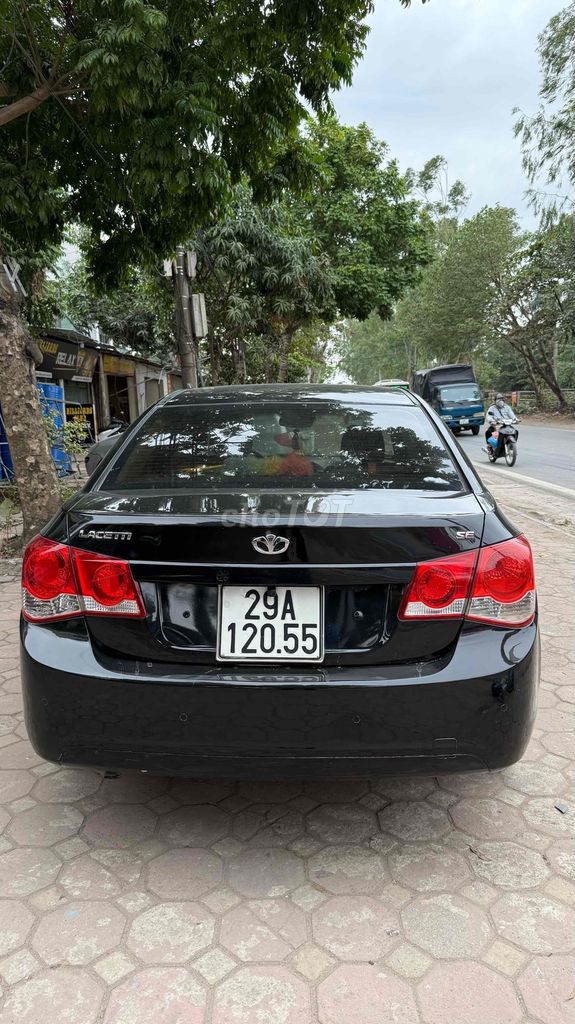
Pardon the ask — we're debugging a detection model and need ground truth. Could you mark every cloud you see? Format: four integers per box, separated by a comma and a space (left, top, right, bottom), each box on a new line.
332, 0, 560, 225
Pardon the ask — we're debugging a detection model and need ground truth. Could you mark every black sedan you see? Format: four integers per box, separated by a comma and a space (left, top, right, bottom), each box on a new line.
20, 385, 539, 777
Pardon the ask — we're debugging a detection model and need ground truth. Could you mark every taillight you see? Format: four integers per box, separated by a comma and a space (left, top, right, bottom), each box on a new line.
22, 537, 80, 621
22, 537, 144, 622
467, 535, 536, 627
399, 535, 536, 628
399, 549, 477, 619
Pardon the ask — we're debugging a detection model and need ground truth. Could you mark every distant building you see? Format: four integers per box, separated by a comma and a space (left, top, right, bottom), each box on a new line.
36, 318, 182, 441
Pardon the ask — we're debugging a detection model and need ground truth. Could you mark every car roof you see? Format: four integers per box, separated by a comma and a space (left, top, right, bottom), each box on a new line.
163, 384, 416, 406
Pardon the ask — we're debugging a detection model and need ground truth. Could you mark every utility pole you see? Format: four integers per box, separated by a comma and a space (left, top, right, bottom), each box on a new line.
163, 248, 208, 388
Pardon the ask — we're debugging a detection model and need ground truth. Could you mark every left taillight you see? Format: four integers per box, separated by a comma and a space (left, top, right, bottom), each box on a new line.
22, 536, 144, 622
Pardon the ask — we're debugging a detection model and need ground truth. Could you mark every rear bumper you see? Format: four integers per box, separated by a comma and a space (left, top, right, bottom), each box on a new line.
21, 620, 539, 777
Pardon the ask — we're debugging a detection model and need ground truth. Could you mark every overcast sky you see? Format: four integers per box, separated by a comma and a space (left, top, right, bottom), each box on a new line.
332, 0, 561, 226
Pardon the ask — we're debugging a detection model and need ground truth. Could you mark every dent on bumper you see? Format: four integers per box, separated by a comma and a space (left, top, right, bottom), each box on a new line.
20, 620, 540, 776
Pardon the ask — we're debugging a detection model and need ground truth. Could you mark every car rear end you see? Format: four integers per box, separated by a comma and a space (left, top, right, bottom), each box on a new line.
20, 387, 539, 777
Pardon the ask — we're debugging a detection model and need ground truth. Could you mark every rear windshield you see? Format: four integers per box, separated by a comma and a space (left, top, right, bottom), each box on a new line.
100, 401, 464, 492
438, 384, 482, 405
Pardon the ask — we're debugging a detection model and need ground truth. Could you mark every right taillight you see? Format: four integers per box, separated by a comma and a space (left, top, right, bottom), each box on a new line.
467, 535, 536, 627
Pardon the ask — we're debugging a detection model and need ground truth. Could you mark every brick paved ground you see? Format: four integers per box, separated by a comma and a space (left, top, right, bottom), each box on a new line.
0, 477, 573, 1024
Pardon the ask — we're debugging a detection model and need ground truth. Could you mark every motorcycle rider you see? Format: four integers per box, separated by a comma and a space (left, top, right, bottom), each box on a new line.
484, 393, 515, 451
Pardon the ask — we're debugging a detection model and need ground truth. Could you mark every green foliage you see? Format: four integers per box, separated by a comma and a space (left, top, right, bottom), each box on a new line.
195, 190, 335, 383
44, 408, 89, 457
514, 3, 575, 219
338, 199, 575, 409
0, 0, 375, 284
295, 118, 432, 321
340, 207, 519, 385
487, 214, 575, 405
408, 156, 470, 225
46, 256, 176, 362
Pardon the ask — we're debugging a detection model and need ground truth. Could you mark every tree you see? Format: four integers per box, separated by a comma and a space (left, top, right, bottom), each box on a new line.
488, 215, 575, 409
296, 118, 432, 321
339, 202, 575, 410
515, 3, 575, 219
0, 0, 375, 541
195, 192, 335, 383
47, 256, 176, 363
337, 207, 520, 385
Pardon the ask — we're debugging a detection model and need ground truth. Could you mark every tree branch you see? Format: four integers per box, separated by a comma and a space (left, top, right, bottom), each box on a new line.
0, 82, 55, 126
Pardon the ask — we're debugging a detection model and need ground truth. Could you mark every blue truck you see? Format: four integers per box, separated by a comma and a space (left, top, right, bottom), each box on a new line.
412, 364, 485, 435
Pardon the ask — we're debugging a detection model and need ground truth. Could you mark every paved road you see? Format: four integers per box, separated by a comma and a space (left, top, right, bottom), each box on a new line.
0, 478, 574, 1023
457, 422, 575, 491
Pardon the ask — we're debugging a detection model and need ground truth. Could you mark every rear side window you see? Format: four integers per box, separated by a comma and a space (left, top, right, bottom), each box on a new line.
100, 401, 464, 492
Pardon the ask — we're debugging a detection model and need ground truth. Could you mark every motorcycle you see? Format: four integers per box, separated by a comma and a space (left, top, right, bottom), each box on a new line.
485, 417, 519, 467
98, 417, 128, 442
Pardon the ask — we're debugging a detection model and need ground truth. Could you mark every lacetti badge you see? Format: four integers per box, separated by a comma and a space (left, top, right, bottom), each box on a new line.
78, 529, 133, 541
252, 533, 290, 555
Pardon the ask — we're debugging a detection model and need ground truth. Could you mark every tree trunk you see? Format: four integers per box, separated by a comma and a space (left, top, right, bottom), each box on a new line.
230, 337, 246, 382
277, 332, 293, 383
0, 293, 61, 545
524, 360, 544, 408
508, 332, 567, 411
534, 336, 567, 410
208, 325, 221, 384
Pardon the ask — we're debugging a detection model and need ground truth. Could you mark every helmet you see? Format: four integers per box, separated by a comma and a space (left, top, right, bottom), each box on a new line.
496, 393, 504, 400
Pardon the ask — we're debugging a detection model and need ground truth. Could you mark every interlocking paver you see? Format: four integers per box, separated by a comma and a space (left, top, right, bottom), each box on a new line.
386, 942, 431, 979
32, 901, 126, 965
469, 841, 549, 889
220, 904, 294, 961
418, 961, 523, 1024
0, 771, 34, 803
82, 804, 157, 847
212, 965, 310, 1024
318, 963, 420, 1024
307, 803, 377, 843
2, 966, 103, 1023
308, 844, 388, 895
7, 803, 82, 846
228, 848, 305, 897
103, 967, 206, 1023
403, 893, 491, 958
389, 842, 470, 891
0, 477, 574, 1023
0, 847, 60, 896
127, 902, 214, 963
0, 901, 34, 957
518, 954, 575, 1024
157, 804, 230, 845
147, 847, 222, 898
491, 891, 575, 954
60, 855, 121, 899
378, 801, 450, 841
33, 768, 101, 803
312, 895, 400, 960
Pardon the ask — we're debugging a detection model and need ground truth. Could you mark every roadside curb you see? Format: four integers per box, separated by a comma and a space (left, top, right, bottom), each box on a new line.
471, 461, 575, 500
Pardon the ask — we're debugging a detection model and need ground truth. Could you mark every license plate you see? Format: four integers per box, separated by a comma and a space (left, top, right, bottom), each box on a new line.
459, 418, 469, 424
217, 586, 324, 662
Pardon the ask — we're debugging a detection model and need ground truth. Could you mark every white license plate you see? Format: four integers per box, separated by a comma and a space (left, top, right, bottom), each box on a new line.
459, 418, 469, 424
217, 586, 324, 662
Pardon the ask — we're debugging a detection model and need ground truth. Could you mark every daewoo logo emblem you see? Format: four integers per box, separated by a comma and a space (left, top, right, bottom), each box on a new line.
252, 533, 290, 555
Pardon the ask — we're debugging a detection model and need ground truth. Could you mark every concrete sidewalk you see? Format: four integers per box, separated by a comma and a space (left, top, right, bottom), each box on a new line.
0, 478, 573, 1024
